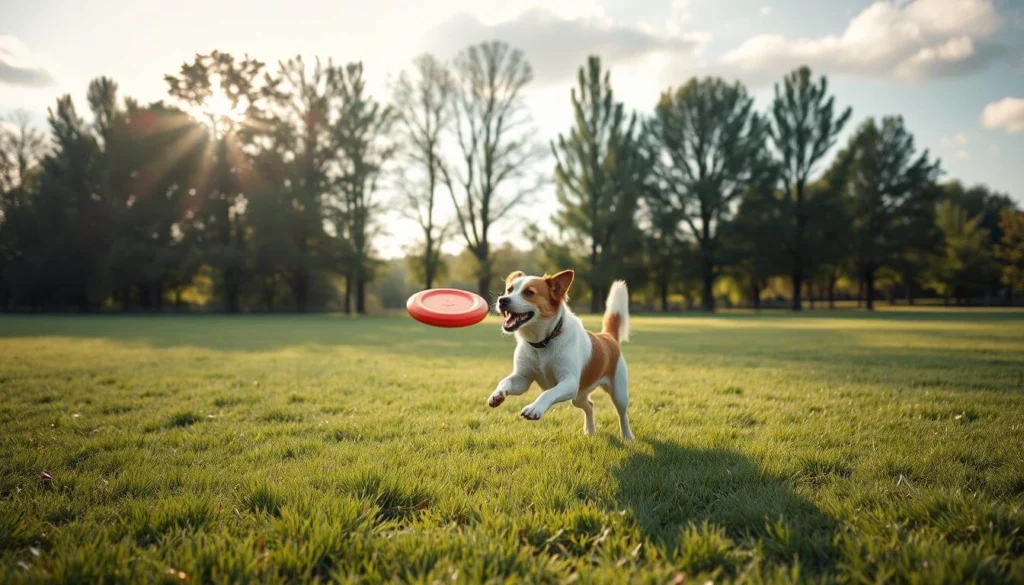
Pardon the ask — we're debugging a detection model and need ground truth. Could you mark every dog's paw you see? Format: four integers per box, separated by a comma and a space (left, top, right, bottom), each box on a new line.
487, 391, 506, 408
520, 403, 544, 420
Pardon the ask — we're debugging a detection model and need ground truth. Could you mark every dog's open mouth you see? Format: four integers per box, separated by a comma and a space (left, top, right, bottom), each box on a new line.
501, 309, 534, 332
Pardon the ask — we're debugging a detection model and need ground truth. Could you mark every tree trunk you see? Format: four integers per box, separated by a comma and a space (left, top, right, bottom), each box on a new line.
887, 285, 895, 306
292, 269, 308, 313
751, 282, 761, 311
701, 259, 715, 312
343, 274, 352, 315
791, 267, 803, 311
827, 276, 836, 309
225, 274, 240, 314
905, 280, 915, 306
264, 285, 275, 313
424, 255, 435, 290
660, 280, 669, 312
356, 278, 367, 314
865, 269, 875, 311
475, 247, 491, 300
591, 286, 607, 314
856, 274, 863, 308
424, 233, 435, 290
807, 281, 815, 310
476, 273, 490, 303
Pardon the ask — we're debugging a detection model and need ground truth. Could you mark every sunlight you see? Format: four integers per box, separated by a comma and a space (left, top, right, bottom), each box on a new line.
188, 77, 246, 136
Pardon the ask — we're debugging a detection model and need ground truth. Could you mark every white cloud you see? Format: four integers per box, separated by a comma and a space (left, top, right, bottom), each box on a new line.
422, 7, 709, 86
941, 132, 968, 147
981, 97, 1024, 133
0, 36, 55, 87
954, 149, 970, 160
719, 0, 1004, 83
760, 5, 773, 16
667, 0, 693, 35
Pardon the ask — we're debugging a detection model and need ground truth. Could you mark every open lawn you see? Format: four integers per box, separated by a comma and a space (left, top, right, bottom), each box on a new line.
1, 310, 1023, 584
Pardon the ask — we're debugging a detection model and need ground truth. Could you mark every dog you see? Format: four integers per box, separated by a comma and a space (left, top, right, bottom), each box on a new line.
488, 269, 634, 440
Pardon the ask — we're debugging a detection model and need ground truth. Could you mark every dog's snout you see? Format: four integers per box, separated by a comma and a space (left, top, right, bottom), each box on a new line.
498, 296, 510, 308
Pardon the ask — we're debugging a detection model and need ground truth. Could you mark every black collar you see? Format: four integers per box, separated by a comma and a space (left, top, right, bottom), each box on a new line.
528, 317, 564, 349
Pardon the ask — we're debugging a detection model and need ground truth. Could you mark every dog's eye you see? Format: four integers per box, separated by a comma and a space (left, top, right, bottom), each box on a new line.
524, 289, 535, 297
506, 286, 513, 293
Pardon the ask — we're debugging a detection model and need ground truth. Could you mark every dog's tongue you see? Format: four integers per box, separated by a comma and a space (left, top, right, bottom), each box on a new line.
503, 313, 516, 327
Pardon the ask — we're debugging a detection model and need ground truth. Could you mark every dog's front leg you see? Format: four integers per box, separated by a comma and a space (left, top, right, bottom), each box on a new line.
488, 372, 531, 408
520, 377, 579, 421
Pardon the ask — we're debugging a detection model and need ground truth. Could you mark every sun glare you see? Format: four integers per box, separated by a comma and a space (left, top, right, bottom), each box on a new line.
188, 79, 246, 136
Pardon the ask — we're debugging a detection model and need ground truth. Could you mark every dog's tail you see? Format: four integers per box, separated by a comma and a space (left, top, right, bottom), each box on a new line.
602, 280, 630, 343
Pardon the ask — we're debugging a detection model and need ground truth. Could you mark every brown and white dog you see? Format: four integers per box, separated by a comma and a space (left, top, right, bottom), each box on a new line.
488, 269, 633, 440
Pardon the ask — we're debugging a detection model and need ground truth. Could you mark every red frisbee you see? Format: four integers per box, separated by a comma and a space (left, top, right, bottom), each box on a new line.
406, 288, 489, 328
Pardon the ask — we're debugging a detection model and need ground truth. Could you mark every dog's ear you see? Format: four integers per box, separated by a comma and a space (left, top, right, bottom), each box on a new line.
505, 271, 525, 287
546, 270, 574, 301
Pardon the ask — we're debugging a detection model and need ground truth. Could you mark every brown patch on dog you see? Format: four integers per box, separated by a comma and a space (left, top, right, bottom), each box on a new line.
504, 271, 525, 293
545, 270, 574, 303
581, 331, 620, 389
520, 277, 558, 318
602, 313, 622, 342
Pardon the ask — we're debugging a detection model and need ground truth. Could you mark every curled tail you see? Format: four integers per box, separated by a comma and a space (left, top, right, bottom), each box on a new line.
602, 280, 630, 343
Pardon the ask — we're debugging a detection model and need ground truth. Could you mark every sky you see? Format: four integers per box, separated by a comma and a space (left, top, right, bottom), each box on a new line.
3, 0, 1023, 258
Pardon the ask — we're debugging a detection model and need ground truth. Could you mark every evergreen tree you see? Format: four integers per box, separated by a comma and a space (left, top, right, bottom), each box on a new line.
330, 62, 395, 314
927, 201, 997, 305
165, 51, 272, 312
841, 117, 940, 310
766, 66, 851, 310
646, 77, 771, 312
995, 209, 1024, 303
551, 56, 649, 313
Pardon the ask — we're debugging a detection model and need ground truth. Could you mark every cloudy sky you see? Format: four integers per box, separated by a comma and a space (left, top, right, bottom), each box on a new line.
3, 0, 1023, 256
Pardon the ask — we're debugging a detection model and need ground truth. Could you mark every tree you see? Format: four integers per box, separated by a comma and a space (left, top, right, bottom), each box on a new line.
330, 62, 395, 314
646, 77, 770, 312
927, 201, 997, 305
165, 51, 273, 312
841, 117, 940, 310
995, 209, 1024, 303
392, 54, 454, 290
725, 185, 786, 309
643, 190, 688, 311
34, 93, 106, 310
766, 67, 851, 310
887, 181, 941, 305
551, 55, 649, 313
106, 101, 201, 310
942, 181, 1016, 301
0, 110, 47, 310
0, 110, 47, 198
441, 41, 545, 299
262, 56, 344, 311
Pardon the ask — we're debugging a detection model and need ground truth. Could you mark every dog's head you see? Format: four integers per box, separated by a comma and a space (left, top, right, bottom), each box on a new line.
495, 269, 574, 334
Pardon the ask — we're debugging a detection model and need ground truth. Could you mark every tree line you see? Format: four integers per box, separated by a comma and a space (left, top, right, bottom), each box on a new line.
1, 42, 1022, 313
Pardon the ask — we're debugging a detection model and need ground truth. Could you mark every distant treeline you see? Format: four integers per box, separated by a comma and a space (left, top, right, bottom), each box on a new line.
1, 44, 1022, 313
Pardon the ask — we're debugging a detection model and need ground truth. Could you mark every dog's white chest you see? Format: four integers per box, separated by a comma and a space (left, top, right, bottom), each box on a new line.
527, 345, 580, 391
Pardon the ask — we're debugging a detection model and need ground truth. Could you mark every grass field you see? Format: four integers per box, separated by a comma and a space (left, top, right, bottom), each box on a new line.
1, 310, 1023, 584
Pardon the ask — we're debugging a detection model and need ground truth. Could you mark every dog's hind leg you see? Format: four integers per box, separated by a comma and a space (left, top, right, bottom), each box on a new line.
572, 387, 597, 436
605, 357, 634, 440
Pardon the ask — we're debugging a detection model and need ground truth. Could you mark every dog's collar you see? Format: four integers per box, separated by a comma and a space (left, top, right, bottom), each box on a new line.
528, 317, 564, 349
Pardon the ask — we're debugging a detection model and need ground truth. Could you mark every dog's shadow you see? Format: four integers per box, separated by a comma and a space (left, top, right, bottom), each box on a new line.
613, 439, 837, 575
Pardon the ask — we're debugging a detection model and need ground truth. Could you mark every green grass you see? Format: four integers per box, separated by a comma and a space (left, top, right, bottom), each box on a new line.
1, 310, 1023, 584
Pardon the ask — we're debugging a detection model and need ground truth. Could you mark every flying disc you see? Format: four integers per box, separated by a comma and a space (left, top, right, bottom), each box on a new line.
406, 288, 489, 328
